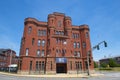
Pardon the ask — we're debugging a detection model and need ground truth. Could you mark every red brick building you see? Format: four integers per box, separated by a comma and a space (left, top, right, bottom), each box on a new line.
0, 49, 18, 71
18, 12, 94, 74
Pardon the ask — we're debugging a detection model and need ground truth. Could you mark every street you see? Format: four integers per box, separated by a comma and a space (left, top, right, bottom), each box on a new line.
0, 72, 120, 80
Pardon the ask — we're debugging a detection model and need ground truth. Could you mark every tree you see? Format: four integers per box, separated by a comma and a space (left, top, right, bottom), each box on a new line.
94, 61, 98, 68
109, 58, 117, 67
100, 62, 107, 68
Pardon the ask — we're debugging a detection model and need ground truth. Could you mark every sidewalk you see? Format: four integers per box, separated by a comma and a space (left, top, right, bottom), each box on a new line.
0, 72, 104, 78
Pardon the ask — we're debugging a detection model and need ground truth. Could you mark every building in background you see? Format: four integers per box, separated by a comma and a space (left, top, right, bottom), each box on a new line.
0, 49, 18, 72
18, 12, 94, 74
99, 56, 120, 65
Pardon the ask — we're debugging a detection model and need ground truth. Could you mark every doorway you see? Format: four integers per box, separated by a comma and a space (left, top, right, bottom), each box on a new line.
56, 63, 67, 73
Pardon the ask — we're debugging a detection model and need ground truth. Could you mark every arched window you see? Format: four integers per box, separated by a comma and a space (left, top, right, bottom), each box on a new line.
28, 26, 32, 34
37, 49, 40, 57
38, 39, 41, 46
42, 40, 45, 47
74, 42, 77, 48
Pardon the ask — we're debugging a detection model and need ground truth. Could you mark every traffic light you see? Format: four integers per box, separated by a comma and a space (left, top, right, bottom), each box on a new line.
104, 41, 107, 47
97, 45, 99, 50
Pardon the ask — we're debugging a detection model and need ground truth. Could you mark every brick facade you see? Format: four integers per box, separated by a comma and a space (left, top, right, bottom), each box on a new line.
0, 49, 18, 71
18, 12, 94, 74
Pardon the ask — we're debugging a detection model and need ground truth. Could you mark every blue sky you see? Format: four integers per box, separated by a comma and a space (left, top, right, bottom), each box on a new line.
0, 0, 120, 61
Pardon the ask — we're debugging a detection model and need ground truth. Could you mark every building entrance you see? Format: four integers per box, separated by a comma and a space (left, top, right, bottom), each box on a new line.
56, 63, 67, 73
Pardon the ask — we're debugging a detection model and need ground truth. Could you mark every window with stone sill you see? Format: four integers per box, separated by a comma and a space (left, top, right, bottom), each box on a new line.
42, 40, 45, 47
28, 26, 32, 34
77, 42, 80, 48
26, 48, 29, 56
36, 49, 40, 57
74, 42, 77, 48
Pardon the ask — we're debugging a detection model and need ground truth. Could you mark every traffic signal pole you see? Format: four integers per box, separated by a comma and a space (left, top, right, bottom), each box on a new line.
87, 41, 107, 76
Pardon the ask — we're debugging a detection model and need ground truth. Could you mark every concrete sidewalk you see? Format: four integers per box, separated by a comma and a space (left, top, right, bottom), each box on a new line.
0, 72, 104, 78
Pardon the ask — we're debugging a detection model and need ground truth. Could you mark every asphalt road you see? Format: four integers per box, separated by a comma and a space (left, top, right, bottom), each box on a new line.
0, 72, 120, 80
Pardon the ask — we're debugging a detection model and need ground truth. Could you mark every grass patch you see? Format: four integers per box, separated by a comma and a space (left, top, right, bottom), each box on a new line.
95, 67, 120, 71
99, 68, 112, 71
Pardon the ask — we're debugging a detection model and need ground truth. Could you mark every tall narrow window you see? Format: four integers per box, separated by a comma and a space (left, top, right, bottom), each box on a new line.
29, 61, 32, 70
51, 61, 52, 70
42, 40, 45, 47
38, 30, 42, 36
83, 42, 86, 48
42, 61, 44, 70
38, 39, 41, 46
58, 31, 61, 35
56, 38, 58, 44
58, 21, 61, 27
79, 62, 82, 70
38, 30, 40, 36
74, 34, 76, 39
37, 49, 40, 57
77, 42, 80, 48
32, 38, 35, 45
86, 32, 89, 38
72, 33, 74, 38
61, 31, 64, 35
36, 61, 39, 70
77, 51, 80, 57
43, 30, 46, 36
28, 26, 32, 34
39, 61, 41, 70
74, 42, 77, 48
41, 50, 44, 57
26, 48, 29, 56
56, 49, 58, 53
70, 61, 72, 70
74, 51, 77, 56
